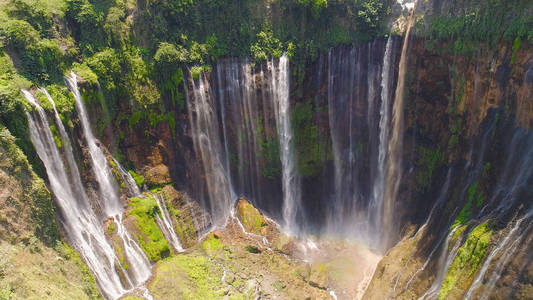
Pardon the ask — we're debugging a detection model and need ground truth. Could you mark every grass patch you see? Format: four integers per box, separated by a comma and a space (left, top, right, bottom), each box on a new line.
150, 253, 225, 300
202, 234, 224, 256
452, 182, 485, 228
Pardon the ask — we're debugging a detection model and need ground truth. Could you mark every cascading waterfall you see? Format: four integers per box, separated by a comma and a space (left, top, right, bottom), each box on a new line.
216, 59, 263, 206
324, 38, 400, 247
187, 55, 301, 234
24, 90, 131, 299
186, 71, 235, 226
39, 87, 91, 201
268, 54, 302, 235
154, 193, 184, 252
327, 47, 360, 231
370, 36, 394, 241
382, 10, 415, 248
113, 158, 142, 197
65, 72, 152, 290
418, 226, 463, 300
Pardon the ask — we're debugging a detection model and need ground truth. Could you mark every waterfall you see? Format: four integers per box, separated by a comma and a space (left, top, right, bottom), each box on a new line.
65, 73, 120, 216
370, 36, 394, 241
154, 193, 184, 252
186, 71, 235, 225
268, 54, 302, 235
323, 39, 399, 246
382, 10, 415, 248
24, 90, 130, 299
38, 87, 91, 201
112, 158, 142, 197
216, 60, 263, 205
418, 226, 462, 300
65, 73, 152, 290
327, 47, 358, 231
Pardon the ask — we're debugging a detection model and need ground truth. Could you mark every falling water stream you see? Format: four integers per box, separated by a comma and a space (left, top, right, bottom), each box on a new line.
371, 36, 394, 241
186, 72, 235, 226
24, 89, 132, 299
268, 54, 302, 235
154, 193, 184, 252
65, 73, 152, 297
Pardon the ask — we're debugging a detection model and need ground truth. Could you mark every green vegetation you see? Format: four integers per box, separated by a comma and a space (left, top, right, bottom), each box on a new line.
163, 189, 197, 248
291, 102, 326, 177
0, 125, 59, 244
128, 169, 144, 188
452, 181, 486, 229
0, 240, 101, 300
425, 0, 533, 56
439, 222, 492, 300
416, 147, 444, 190
150, 253, 225, 300
244, 245, 261, 253
55, 242, 101, 299
202, 234, 224, 256
0, 0, 394, 166
127, 195, 170, 262
107, 222, 115, 235
450, 224, 467, 245
236, 199, 267, 235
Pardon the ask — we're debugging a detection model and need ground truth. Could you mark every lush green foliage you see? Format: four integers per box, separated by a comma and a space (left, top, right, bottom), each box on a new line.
0, 125, 59, 244
128, 195, 170, 262
426, 0, 533, 55
416, 147, 444, 190
55, 242, 101, 298
250, 28, 283, 62
202, 233, 224, 256
128, 169, 144, 188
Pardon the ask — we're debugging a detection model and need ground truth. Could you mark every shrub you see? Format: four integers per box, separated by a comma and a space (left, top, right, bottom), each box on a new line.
250, 28, 283, 62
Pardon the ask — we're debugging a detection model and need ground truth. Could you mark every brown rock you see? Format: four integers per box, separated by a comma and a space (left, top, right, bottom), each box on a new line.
144, 164, 171, 185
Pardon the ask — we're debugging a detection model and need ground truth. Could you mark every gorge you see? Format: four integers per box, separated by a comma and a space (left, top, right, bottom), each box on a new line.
0, 0, 532, 299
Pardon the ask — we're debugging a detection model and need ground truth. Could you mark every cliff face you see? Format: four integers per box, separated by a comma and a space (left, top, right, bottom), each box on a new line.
363, 38, 533, 298
77, 34, 533, 298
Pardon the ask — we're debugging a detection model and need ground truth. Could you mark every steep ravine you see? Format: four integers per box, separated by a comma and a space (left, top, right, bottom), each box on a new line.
58, 36, 532, 299
2, 10, 532, 300
1, 0, 532, 298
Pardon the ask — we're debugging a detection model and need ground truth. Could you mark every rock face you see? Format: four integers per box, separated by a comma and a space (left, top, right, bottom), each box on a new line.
84, 35, 532, 299
160, 185, 212, 248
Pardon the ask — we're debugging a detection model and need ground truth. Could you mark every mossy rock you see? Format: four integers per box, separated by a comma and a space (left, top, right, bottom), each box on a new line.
144, 164, 171, 187
439, 222, 492, 299
127, 196, 170, 262
160, 185, 200, 248
236, 197, 267, 235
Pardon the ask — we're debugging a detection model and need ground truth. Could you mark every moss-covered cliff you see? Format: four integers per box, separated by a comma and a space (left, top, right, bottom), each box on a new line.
0, 0, 532, 299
